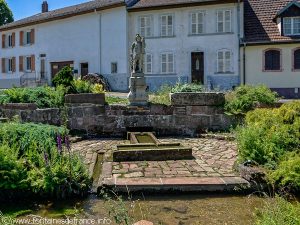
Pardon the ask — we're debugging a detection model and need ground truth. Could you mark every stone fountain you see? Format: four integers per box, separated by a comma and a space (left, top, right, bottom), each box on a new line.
127, 34, 148, 106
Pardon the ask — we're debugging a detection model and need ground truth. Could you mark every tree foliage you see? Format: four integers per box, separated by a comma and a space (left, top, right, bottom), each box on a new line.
0, 0, 14, 26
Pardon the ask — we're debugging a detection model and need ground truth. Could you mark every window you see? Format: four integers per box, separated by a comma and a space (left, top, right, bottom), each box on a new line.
111, 62, 118, 73
25, 31, 31, 45
217, 49, 232, 73
293, 48, 300, 71
8, 58, 13, 72
144, 54, 152, 74
8, 34, 13, 47
26, 56, 32, 71
161, 53, 174, 73
139, 16, 153, 37
160, 14, 174, 37
264, 49, 281, 71
283, 17, 300, 35
217, 10, 231, 33
190, 11, 205, 34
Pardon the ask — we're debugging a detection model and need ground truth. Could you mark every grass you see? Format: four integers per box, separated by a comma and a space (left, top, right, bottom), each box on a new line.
255, 196, 300, 225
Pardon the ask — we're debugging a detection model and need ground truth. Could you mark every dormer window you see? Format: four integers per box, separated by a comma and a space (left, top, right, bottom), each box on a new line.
283, 17, 300, 35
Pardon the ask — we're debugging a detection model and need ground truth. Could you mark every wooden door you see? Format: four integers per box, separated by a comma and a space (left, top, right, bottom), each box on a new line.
51, 61, 73, 79
80, 63, 89, 77
191, 52, 204, 84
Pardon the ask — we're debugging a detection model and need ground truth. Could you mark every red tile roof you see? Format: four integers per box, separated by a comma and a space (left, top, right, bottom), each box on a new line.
0, 0, 125, 31
244, 0, 300, 44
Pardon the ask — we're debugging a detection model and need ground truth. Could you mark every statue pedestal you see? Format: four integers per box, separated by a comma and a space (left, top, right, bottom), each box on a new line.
127, 72, 148, 106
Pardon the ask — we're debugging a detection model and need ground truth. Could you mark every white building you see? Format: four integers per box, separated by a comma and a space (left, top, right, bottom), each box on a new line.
0, 0, 243, 91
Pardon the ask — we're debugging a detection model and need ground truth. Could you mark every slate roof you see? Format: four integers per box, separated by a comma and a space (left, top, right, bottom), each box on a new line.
0, 0, 125, 31
244, 0, 300, 44
128, 0, 235, 11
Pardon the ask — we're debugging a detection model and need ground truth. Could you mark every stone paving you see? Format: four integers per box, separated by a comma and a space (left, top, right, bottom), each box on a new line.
71, 137, 238, 180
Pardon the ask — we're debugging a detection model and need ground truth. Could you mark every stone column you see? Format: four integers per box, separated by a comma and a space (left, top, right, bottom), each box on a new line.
128, 72, 148, 106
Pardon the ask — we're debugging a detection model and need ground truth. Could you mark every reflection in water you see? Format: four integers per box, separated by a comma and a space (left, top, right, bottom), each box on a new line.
0, 193, 268, 225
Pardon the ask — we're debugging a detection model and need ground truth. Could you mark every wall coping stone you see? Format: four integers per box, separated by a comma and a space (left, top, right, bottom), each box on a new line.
0, 103, 37, 110
170, 92, 225, 106
65, 93, 105, 105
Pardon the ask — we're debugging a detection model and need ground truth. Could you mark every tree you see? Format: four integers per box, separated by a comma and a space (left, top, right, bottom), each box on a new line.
0, 0, 13, 26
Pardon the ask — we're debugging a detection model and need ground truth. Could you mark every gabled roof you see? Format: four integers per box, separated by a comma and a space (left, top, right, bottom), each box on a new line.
128, 0, 239, 11
0, 0, 125, 32
244, 0, 300, 44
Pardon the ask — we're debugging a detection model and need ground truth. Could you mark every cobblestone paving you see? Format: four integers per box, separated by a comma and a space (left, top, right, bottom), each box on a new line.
71, 137, 238, 179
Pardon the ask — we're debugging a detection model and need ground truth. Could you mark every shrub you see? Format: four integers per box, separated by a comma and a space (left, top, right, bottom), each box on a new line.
171, 83, 203, 93
52, 66, 74, 89
0, 86, 66, 108
149, 85, 172, 105
255, 196, 300, 225
236, 101, 300, 167
0, 145, 28, 190
269, 152, 300, 191
225, 85, 278, 115
0, 122, 91, 199
72, 79, 104, 94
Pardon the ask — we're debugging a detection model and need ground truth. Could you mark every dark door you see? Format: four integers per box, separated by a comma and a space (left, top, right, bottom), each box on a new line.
51, 61, 73, 79
81, 63, 89, 77
191, 52, 204, 84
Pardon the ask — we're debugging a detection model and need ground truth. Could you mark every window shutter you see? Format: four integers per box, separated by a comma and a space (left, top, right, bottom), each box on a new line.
31, 55, 35, 71
20, 31, 24, 46
12, 57, 16, 72
12, 32, 15, 47
2, 34, 5, 48
19, 56, 24, 72
2, 58, 6, 73
30, 29, 35, 44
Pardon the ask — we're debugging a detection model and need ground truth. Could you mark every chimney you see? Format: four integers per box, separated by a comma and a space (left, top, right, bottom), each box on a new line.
42, 1, 48, 13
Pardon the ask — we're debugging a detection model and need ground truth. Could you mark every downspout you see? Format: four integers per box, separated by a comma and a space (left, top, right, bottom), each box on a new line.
97, 10, 102, 74
243, 43, 246, 85
237, 0, 241, 87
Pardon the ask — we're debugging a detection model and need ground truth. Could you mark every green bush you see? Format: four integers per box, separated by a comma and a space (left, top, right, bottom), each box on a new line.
0, 145, 28, 190
52, 66, 74, 89
72, 79, 104, 94
225, 85, 278, 115
255, 196, 300, 225
0, 122, 91, 198
149, 85, 172, 105
0, 86, 66, 108
171, 83, 203, 93
269, 152, 300, 191
236, 101, 300, 168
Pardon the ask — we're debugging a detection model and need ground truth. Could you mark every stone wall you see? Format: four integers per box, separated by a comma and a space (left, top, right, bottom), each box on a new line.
0, 93, 234, 136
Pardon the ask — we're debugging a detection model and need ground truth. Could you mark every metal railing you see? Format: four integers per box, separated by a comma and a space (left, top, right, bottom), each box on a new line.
20, 72, 48, 87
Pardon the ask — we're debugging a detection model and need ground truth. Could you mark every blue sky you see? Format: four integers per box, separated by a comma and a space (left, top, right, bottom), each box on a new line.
6, 0, 90, 20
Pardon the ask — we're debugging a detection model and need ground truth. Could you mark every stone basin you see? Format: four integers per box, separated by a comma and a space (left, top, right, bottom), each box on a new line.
113, 132, 193, 162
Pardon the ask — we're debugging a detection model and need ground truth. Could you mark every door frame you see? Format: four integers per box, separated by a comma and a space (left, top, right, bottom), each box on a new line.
50, 61, 74, 79
190, 51, 205, 84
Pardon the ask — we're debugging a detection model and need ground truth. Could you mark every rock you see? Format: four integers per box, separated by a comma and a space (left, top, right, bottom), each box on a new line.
134, 220, 154, 225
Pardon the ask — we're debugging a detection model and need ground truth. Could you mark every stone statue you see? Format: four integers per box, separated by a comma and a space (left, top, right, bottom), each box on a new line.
127, 34, 148, 106
131, 34, 146, 73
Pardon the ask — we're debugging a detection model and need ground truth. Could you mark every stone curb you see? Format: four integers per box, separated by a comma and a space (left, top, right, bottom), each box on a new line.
102, 176, 250, 193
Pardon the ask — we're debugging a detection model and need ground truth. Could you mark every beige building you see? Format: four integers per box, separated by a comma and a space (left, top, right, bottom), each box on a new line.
242, 0, 300, 99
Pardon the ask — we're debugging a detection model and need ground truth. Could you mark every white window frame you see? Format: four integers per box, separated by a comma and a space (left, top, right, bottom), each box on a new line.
7, 58, 13, 73
144, 53, 153, 74
25, 56, 32, 72
190, 11, 205, 35
217, 9, 232, 33
139, 15, 153, 38
161, 52, 175, 74
283, 17, 300, 35
160, 14, 174, 37
217, 49, 232, 73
